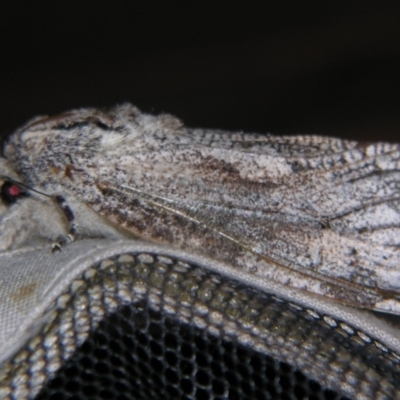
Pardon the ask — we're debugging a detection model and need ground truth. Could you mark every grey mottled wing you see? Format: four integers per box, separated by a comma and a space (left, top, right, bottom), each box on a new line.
85, 129, 400, 312
5, 105, 400, 312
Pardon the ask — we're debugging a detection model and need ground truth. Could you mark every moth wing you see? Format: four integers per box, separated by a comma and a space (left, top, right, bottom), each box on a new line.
15, 107, 398, 313
77, 132, 400, 313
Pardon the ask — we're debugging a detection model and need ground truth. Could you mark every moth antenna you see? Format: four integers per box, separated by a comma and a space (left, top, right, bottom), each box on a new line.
0, 177, 53, 198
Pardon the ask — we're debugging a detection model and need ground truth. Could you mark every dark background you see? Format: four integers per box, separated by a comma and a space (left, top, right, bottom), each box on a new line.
1, 2, 399, 142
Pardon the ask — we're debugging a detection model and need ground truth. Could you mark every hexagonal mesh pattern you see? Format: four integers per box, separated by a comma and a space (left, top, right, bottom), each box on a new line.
2, 252, 398, 399
37, 300, 346, 400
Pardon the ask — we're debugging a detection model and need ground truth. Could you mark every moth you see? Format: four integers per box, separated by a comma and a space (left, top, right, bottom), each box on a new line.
0, 104, 399, 314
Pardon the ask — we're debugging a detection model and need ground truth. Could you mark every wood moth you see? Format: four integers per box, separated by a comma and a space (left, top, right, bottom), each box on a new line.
1, 104, 399, 313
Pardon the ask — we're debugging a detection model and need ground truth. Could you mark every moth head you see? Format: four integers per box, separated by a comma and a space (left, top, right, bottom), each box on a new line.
0, 158, 28, 212
0, 179, 27, 205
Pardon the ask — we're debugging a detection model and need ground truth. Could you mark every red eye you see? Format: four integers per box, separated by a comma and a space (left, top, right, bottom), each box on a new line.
1, 181, 26, 204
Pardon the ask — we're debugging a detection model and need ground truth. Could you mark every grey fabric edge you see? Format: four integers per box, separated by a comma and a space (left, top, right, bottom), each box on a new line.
1, 238, 400, 365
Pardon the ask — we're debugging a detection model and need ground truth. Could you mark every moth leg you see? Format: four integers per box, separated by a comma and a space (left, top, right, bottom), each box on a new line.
52, 195, 79, 252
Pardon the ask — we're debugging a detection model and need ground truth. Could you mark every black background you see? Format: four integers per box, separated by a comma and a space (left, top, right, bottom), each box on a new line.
1, 2, 399, 142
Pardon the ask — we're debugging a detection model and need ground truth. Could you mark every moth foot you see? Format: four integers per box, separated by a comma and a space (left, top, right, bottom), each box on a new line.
51, 242, 62, 253
51, 233, 75, 253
